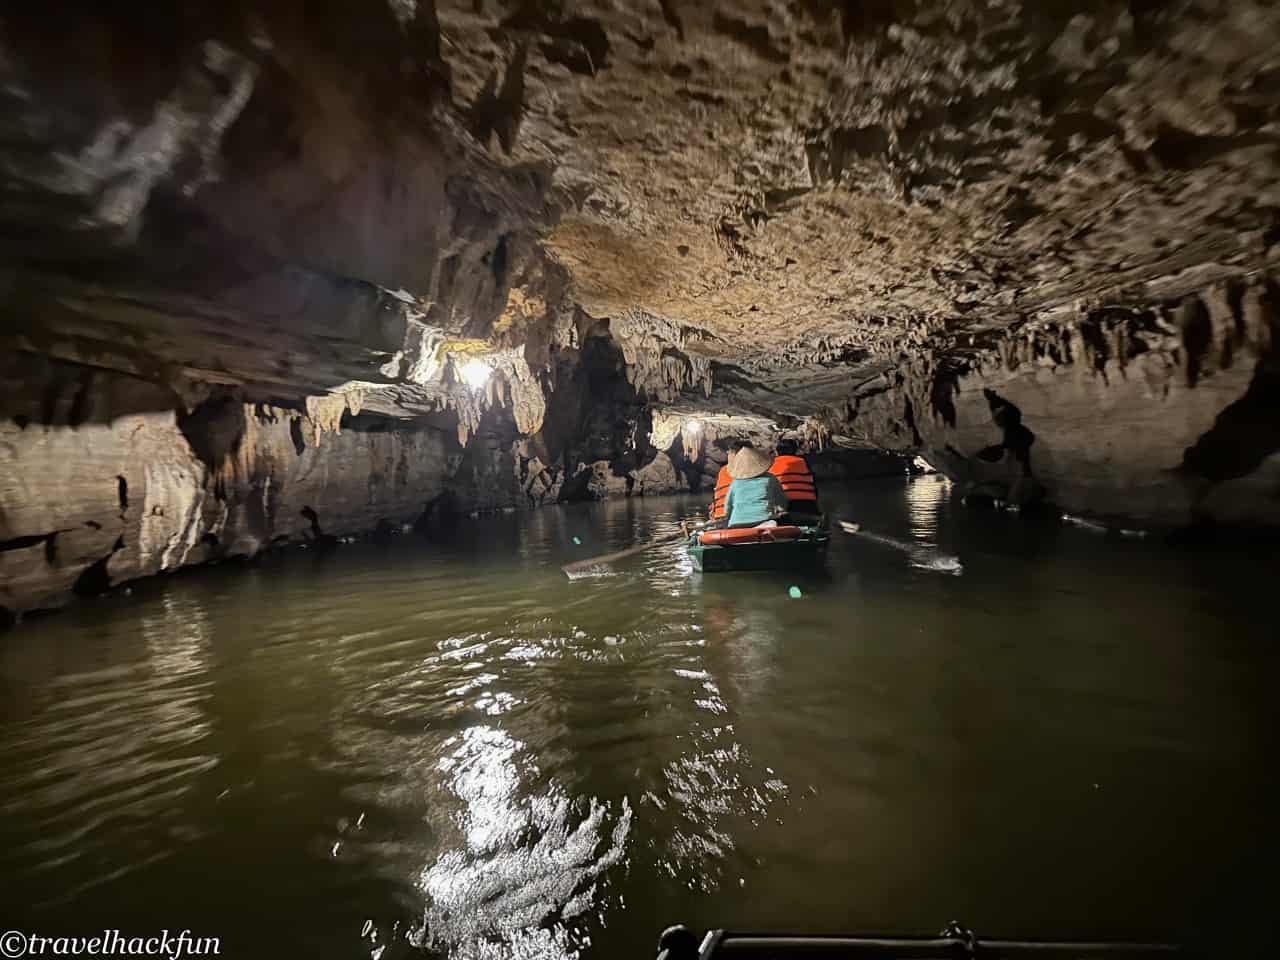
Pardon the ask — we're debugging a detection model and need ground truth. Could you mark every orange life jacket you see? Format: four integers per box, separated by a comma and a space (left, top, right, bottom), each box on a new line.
769, 455, 817, 503
711, 465, 732, 519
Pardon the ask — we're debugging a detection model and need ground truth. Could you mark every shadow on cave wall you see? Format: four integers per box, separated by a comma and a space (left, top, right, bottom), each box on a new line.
932, 387, 1046, 511
1181, 367, 1280, 486
445, 405, 524, 512
176, 389, 247, 475
1179, 282, 1280, 505
977, 388, 1036, 477
534, 329, 655, 500
2, 353, 185, 429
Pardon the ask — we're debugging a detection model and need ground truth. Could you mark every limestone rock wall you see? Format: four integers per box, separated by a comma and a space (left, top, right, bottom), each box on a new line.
0, 1, 730, 619
0, 360, 461, 618
6, 0, 1280, 620
833, 275, 1280, 528
0, 302, 743, 619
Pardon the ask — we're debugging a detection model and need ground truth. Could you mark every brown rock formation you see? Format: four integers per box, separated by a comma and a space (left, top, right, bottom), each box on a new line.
3, 0, 1280, 615
437, 0, 1280, 396
834, 275, 1280, 527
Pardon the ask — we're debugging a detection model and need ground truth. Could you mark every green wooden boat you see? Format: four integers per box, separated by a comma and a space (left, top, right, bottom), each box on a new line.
688, 523, 829, 573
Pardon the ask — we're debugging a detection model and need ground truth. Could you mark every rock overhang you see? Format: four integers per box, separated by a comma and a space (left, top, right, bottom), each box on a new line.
1, 0, 1279, 564
435, 0, 1280, 399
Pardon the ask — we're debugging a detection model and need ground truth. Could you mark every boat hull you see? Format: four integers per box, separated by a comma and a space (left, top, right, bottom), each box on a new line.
688, 527, 829, 573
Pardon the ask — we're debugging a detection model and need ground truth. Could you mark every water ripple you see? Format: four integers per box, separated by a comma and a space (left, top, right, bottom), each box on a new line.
3, 488, 1261, 955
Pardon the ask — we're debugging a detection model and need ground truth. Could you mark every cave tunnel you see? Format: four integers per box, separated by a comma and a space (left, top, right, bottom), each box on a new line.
1, 3, 1278, 957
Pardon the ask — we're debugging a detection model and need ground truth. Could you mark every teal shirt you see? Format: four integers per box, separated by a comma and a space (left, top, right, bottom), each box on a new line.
723, 475, 788, 526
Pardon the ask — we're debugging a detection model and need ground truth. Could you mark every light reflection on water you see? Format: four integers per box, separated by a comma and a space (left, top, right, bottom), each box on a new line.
303, 540, 794, 960
1, 485, 1277, 958
418, 722, 630, 960
358, 609, 790, 959
905, 473, 950, 546
904, 475, 965, 574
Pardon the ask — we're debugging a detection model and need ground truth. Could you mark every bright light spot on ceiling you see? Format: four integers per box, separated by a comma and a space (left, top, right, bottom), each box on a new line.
457, 357, 492, 391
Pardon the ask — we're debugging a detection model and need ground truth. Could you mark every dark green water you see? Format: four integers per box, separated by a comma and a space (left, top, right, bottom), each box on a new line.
2, 476, 1277, 958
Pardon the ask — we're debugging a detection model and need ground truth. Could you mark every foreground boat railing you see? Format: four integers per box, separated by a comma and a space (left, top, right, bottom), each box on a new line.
656, 923, 1184, 958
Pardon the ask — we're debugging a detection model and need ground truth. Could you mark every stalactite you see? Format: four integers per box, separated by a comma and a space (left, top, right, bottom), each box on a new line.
305, 392, 352, 443
830, 274, 1280, 527
610, 309, 715, 401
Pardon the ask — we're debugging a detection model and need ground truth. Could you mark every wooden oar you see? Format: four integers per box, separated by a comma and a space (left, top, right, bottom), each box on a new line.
840, 519, 919, 553
561, 524, 703, 577
837, 519, 963, 572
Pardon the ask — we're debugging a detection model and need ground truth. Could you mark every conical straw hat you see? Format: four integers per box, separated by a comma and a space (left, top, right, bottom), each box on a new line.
727, 445, 773, 480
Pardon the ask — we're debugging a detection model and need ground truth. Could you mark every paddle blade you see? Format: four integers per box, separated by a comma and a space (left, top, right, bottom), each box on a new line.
563, 564, 616, 580
560, 530, 687, 577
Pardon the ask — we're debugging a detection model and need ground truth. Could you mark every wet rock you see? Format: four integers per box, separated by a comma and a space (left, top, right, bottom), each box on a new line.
631, 451, 681, 497
580, 460, 630, 501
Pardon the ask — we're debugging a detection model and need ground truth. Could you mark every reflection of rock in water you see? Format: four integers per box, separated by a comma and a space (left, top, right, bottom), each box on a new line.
0, 593, 218, 909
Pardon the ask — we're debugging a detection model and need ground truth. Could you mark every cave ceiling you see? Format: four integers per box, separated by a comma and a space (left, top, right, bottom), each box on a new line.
2, 0, 1279, 426
440, 0, 1280, 411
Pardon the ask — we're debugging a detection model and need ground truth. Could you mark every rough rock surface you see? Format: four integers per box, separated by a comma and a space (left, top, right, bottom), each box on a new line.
632, 452, 681, 497
438, 0, 1280, 399
3, 0, 1280, 614
836, 275, 1280, 527
0, 360, 457, 614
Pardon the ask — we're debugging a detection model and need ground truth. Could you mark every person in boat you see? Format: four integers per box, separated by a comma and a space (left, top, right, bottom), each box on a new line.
769, 437, 820, 519
709, 440, 745, 523
721, 444, 789, 528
